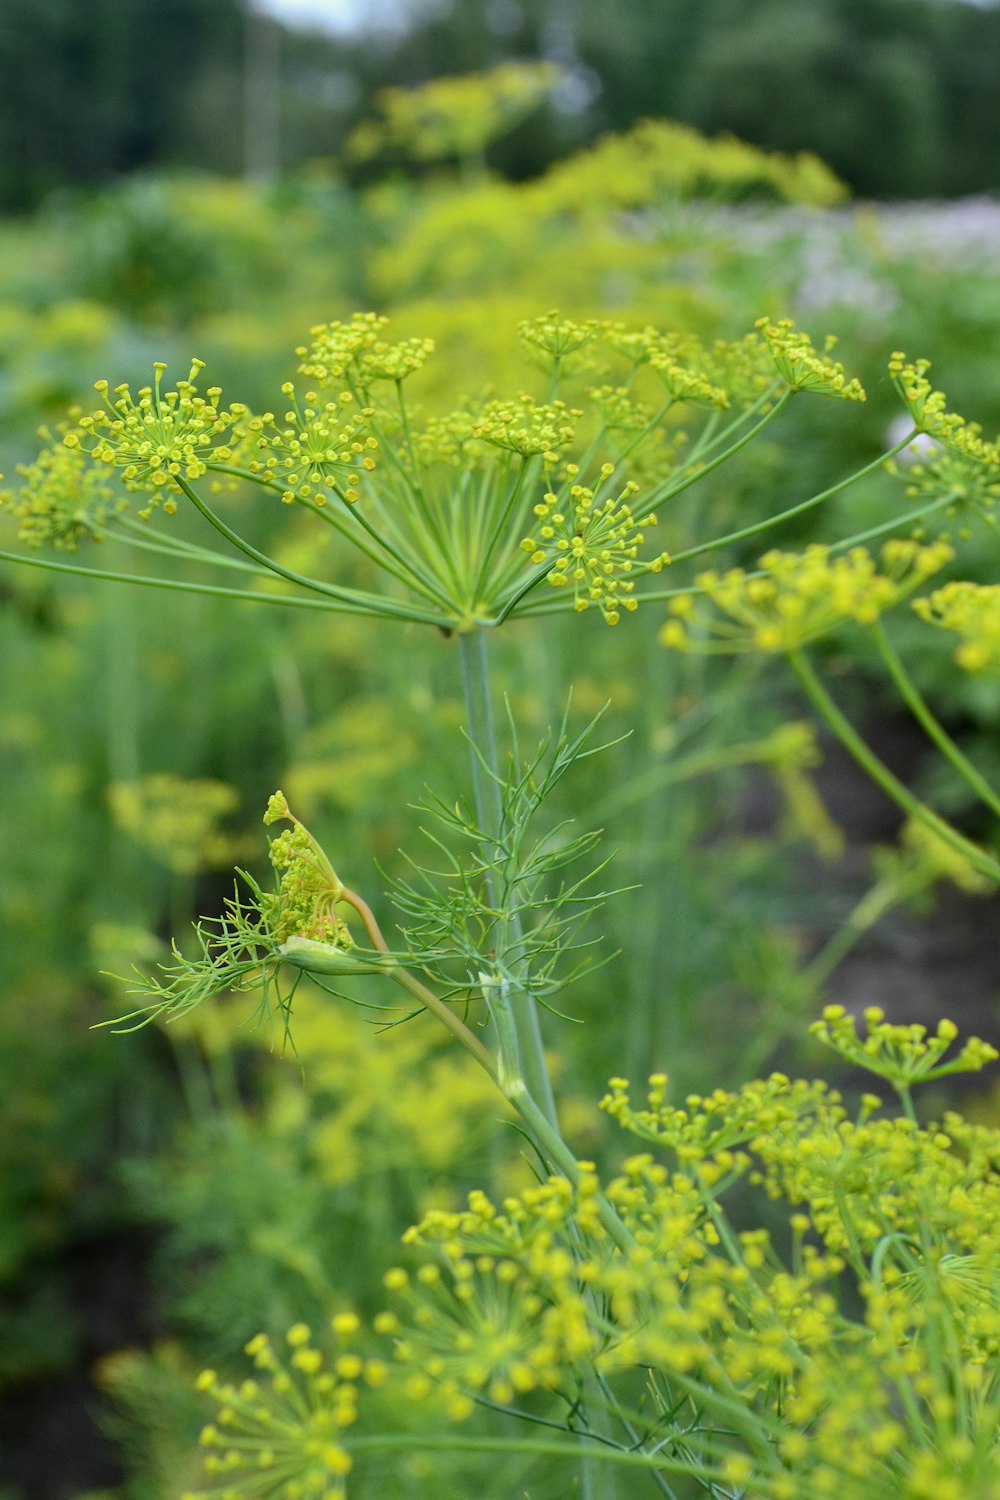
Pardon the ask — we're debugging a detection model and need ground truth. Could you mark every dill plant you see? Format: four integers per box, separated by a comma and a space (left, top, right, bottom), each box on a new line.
2, 307, 1000, 1496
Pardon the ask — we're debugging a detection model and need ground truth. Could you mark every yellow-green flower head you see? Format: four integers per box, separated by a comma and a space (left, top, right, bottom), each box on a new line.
0, 427, 125, 551
599, 319, 677, 366
186, 1326, 366, 1500
411, 409, 480, 468
649, 353, 730, 410
913, 581, 1000, 672
244, 388, 377, 507
346, 62, 561, 163
587, 385, 652, 432
755, 319, 866, 401
517, 311, 598, 371
296, 311, 388, 385
600, 322, 774, 410
300, 318, 435, 387
891, 445, 1000, 530
601, 1071, 836, 1166
383, 1248, 574, 1410
63, 361, 244, 517
356, 336, 435, 384
896, 817, 995, 895
810, 1004, 998, 1091
535, 118, 846, 220
661, 540, 954, 655
520, 463, 669, 625
262, 792, 353, 947
473, 396, 579, 457
108, 775, 247, 877
889, 352, 1000, 464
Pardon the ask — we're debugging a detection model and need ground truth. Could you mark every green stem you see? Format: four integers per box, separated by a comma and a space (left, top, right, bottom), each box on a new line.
346, 1431, 741, 1485
634, 388, 794, 523
870, 619, 1000, 820
174, 478, 442, 625
457, 629, 559, 1126
667, 426, 920, 568
802, 867, 932, 993
788, 649, 1000, 884
0, 547, 388, 614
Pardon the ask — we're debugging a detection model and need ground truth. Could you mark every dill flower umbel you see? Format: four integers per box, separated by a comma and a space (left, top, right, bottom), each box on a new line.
756, 318, 867, 401
889, 352, 1000, 464
262, 791, 354, 948
661, 540, 954, 654
0, 427, 124, 550
913, 580, 1000, 671
63, 360, 244, 516
375, 1029, 1000, 1500
520, 463, 669, 624
183, 1320, 387, 1500
242, 386, 378, 507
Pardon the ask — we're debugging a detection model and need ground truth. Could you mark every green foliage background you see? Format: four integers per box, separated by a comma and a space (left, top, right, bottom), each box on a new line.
0, 16, 999, 1499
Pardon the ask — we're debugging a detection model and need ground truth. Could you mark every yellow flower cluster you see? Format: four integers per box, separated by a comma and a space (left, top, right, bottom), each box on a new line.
108, 775, 250, 877
756, 319, 867, 401
895, 816, 995, 895
183, 1318, 388, 1500
520, 463, 669, 625
380, 1034, 1000, 1500
62, 360, 244, 516
242, 387, 378, 506
811, 1003, 998, 1092
472, 395, 579, 457
913, 580, 1000, 672
535, 118, 848, 217
893, 447, 1000, 518
650, 351, 730, 409
601, 321, 777, 410
0, 428, 124, 550
296, 311, 388, 384
517, 311, 598, 371
586, 384, 651, 432
410, 409, 480, 468
262, 791, 353, 947
379, 1253, 565, 1414
347, 62, 562, 164
890, 353, 1000, 463
661, 540, 955, 654
601, 1070, 837, 1167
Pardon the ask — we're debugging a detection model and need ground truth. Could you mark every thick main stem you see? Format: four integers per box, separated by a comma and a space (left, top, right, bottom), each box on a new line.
458, 629, 559, 1126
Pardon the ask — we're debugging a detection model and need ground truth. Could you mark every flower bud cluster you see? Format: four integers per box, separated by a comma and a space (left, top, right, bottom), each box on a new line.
517, 311, 598, 370
661, 540, 954, 654
890, 353, 1000, 463
243, 388, 378, 506
472, 395, 579, 457
913, 580, 1000, 672
520, 463, 669, 625
184, 1318, 388, 1500
756, 319, 867, 401
63, 360, 244, 516
297, 312, 434, 389
650, 353, 729, 409
893, 447, 1000, 519
810, 1004, 998, 1090
262, 791, 353, 947
0, 428, 124, 550
382, 1035, 1000, 1498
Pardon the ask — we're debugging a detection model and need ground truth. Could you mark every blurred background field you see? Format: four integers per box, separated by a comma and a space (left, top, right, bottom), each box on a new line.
1, 1, 1000, 1495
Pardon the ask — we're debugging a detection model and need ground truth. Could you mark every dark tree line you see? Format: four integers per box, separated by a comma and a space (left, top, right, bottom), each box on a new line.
1, 0, 998, 209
